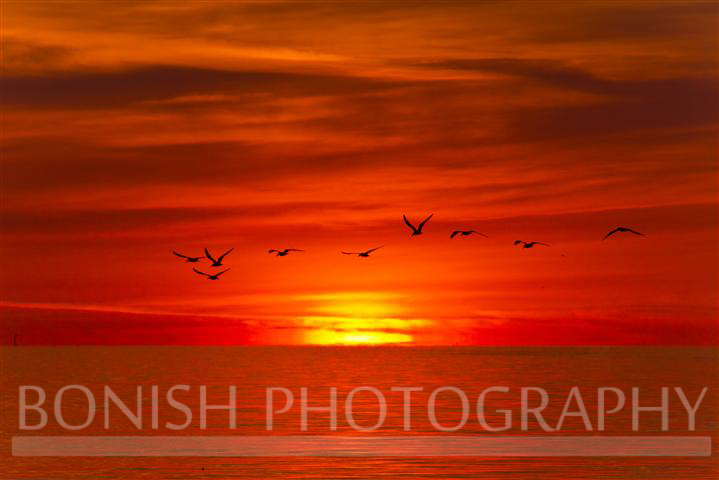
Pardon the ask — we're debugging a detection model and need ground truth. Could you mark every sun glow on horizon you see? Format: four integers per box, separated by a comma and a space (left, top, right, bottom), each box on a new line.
304, 329, 414, 345
300, 292, 421, 345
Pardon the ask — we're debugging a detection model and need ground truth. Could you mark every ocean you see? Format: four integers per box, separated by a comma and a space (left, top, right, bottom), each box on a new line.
2, 346, 717, 478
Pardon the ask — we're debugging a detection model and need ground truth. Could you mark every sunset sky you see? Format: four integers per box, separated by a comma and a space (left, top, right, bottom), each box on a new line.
1, 0, 717, 345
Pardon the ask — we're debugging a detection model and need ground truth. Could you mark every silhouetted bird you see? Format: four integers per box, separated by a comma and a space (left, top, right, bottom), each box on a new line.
403, 214, 433, 236
269, 248, 304, 256
193, 268, 230, 280
205, 247, 233, 267
450, 230, 487, 239
603, 227, 644, 240
342, 246, 383, 257
173, 251, 204, 263
514, 240, 550, 249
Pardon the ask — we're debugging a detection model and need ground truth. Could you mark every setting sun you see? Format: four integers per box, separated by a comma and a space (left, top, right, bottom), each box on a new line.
300, 292, 421, 344
304, 329, 413, 345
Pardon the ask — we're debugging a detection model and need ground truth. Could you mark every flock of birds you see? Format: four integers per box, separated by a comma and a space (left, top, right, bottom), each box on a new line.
173, 214, 645, 280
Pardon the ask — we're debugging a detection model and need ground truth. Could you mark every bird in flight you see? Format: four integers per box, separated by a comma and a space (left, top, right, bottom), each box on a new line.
193, 268, 230, 280
603, 227, 645, 240
342, 246, 383, 257
205, 247, 233, 267
450, 230, 487, 239
514, 240, 550, 249
172, 251, 204, 263
269, 248, 304, 256
403, 214, 433, 236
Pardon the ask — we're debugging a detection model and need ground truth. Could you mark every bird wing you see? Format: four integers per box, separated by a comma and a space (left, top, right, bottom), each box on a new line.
218, 248, 234, 261
514, 240, 524, 246
173, 251, 189, 259
403, 214, 417, 232
193, 268, 209, 277
450, 231, 460, 238
216, 268, 230, 277
418, 213, 434, 229
602, 228, 620, 240
204, 248, 217, 263
625, 228, 645, 236
341, 251, 357, 255
268, 249, 278, 253
365, 246, 384, 254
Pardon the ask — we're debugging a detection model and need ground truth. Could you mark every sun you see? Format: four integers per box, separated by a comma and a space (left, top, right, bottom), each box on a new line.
299, 292, 420, 345
304, 329, 413, 345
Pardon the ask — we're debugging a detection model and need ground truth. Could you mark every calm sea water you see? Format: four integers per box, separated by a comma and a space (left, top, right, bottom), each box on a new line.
1, 346, 717, 478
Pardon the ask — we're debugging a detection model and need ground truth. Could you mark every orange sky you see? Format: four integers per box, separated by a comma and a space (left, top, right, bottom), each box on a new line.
1, 1, 717, 345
